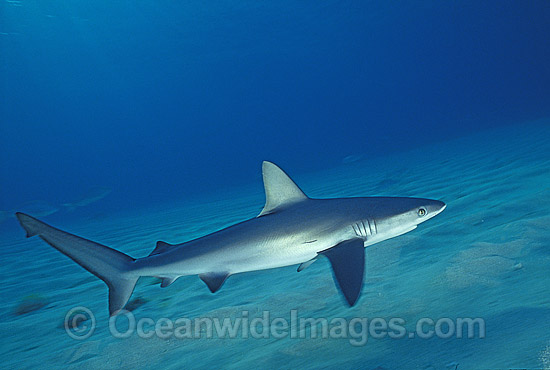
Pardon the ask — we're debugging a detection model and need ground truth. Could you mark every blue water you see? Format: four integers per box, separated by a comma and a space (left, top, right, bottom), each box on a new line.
1, 1, 550, 369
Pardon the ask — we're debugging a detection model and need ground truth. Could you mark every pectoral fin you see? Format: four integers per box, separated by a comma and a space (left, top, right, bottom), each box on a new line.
320, 239, 365, 306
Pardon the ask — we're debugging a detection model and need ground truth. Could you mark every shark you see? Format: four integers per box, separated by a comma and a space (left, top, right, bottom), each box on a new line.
15, 161, 446, 316
62, 186, 112, 211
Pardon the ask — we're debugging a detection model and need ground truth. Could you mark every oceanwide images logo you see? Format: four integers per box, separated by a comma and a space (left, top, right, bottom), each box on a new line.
65, 307, 485, 346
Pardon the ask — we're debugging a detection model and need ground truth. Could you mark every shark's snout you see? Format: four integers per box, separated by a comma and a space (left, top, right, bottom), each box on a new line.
16, 161, 450, 314
426, 200, 446, 218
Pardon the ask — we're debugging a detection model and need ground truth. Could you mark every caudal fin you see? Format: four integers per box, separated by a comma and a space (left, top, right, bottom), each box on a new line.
15, 212, 138, 316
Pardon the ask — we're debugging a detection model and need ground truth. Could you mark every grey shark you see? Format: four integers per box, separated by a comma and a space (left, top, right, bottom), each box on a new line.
16, 161, 446, 315
62, 186, 112, 211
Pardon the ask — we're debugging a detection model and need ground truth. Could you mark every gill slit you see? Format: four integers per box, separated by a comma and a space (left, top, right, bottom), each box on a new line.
366, 219, 372, 236
352, 224, 360, 237
361, 220, 367, 236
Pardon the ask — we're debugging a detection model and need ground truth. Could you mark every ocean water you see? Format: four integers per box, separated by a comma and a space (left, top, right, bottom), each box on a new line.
1, 122, 549, 369
1, 1, 550, 369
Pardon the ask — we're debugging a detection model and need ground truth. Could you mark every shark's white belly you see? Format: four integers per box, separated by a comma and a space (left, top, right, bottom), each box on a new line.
139, 229, 348, 278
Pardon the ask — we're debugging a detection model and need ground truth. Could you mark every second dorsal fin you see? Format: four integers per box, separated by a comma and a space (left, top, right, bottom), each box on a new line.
258, 161, 308, 217
148, 241, 174, 256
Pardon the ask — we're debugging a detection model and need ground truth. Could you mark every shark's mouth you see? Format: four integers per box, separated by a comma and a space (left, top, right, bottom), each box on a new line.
364, 225, 417, 247
386, 225, 418, 240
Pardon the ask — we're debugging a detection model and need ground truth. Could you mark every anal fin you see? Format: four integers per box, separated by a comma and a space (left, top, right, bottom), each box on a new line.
199, 272, 230, 293
160, 276, 178, 288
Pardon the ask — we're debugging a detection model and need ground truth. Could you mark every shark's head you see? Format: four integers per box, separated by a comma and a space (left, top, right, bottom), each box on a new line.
360, 197, 446, 245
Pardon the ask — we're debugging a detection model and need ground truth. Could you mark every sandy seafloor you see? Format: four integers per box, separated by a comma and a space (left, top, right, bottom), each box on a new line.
1, 121, 549, 370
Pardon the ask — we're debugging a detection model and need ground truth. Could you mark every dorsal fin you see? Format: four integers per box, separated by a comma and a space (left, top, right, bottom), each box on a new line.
258, 161, 308, 217
148, 241, 174, 256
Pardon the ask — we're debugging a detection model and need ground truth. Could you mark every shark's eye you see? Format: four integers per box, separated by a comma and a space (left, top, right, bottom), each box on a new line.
418, 208, 427, 217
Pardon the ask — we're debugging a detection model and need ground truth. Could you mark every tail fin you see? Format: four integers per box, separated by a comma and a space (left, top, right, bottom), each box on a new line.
15, 212, 138, 316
